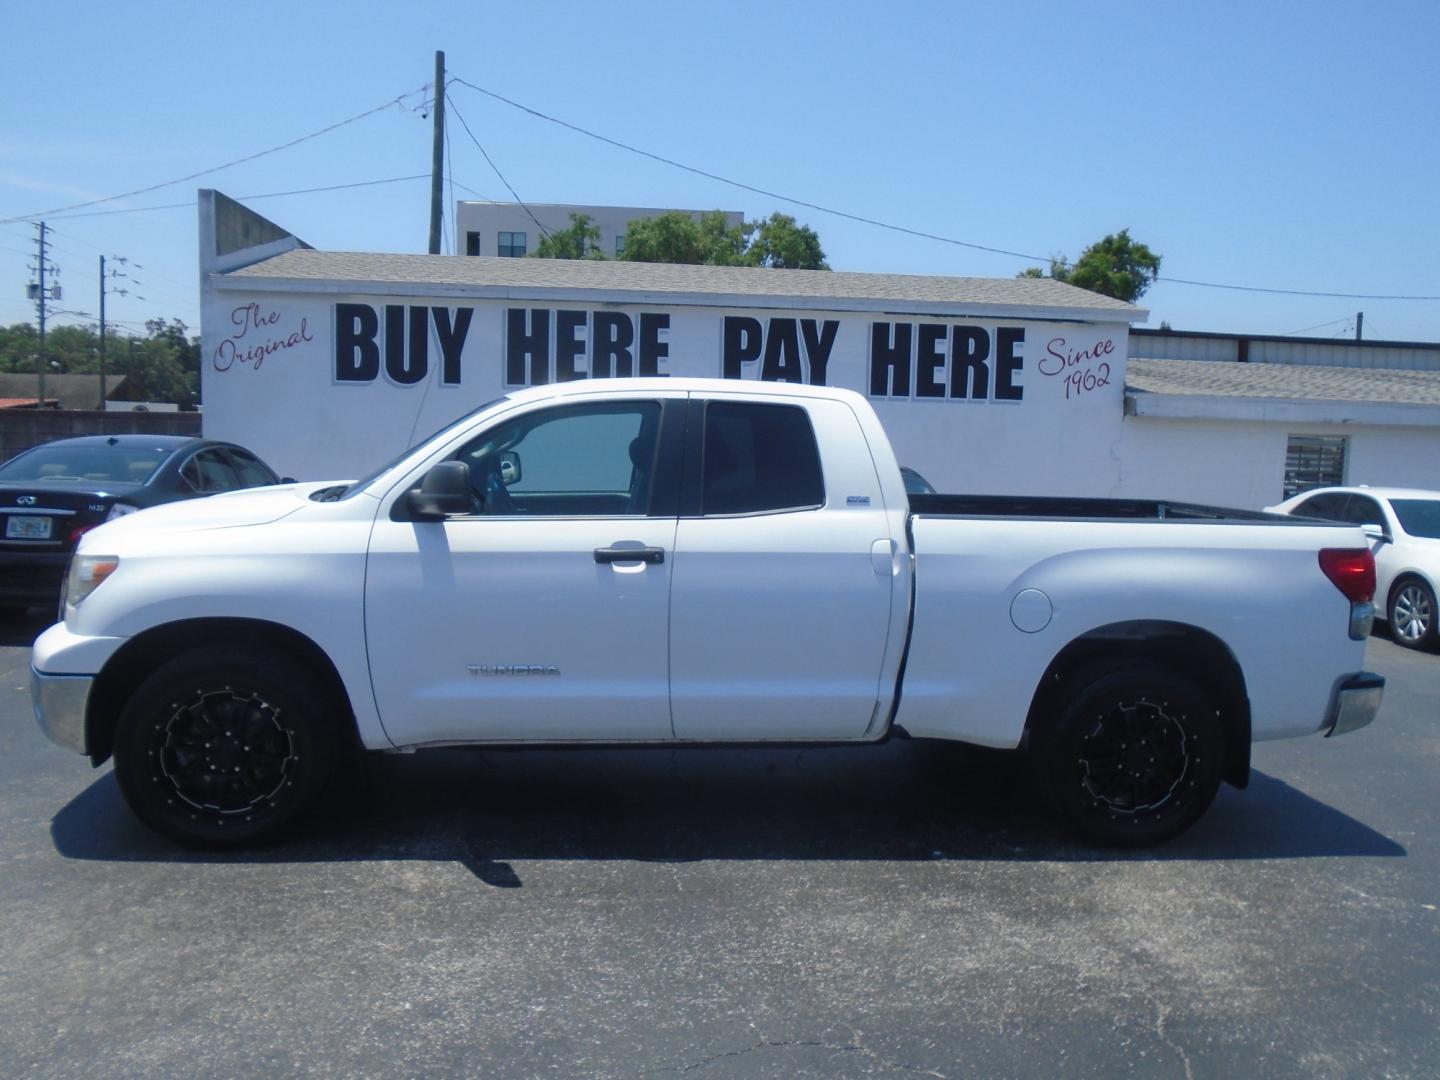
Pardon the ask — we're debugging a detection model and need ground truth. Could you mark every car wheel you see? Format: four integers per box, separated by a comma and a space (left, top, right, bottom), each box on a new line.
112, 646, 340, 848
1038, 664, 1224, 847
1389, 578, 1438, 651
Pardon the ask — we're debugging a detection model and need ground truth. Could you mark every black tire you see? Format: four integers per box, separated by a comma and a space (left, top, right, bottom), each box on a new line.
112, 646, 340, 848
1037, 664, 1224, 847
1388, 577, 1438, 651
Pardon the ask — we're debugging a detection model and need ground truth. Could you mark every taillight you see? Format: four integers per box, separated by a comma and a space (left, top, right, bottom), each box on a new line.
67, 524, 96, 546
1319, 548, 1376, 603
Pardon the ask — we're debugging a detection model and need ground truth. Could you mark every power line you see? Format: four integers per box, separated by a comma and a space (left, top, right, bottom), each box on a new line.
446, 92, 550, 240
449, 77, 1440, 303
43, 173, 430, 221
1283, 316, 1353, 336
0, 84, 429, 226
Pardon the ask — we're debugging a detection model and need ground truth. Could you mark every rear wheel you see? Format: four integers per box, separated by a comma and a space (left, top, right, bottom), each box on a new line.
1389, 577, 1437, 651
112, 646, 340, 848
1038, 665, 1224, 847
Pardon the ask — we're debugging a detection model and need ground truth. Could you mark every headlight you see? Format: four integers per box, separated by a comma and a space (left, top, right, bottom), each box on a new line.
65, 555, 120, 611
106, 503, 139, 522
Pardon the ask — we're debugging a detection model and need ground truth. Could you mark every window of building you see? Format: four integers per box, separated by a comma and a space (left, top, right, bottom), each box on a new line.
1283, 435, 1346, 499
615, 234, 626, 257
465, 231, 480, 256
497, 231, 527, 258
700, 402, 824, 516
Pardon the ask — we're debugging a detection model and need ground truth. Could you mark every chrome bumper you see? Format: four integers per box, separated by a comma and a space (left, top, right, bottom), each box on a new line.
30, 667, 92, 755
1322, 672, 1384, 738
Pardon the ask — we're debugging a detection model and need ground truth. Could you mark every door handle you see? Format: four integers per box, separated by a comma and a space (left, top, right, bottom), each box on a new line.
594, 546, 665, 565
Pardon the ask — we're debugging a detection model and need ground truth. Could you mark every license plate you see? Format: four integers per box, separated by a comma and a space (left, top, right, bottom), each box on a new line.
5, 515, 52, 540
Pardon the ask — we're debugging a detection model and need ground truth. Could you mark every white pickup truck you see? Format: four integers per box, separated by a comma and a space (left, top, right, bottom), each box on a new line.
31, 379, 1383, 848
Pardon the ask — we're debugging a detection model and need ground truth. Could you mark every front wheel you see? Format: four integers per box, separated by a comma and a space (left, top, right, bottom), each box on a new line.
112, 646, 341, 848
1389, 578, 1438, 651
1037, 665, 1224, 847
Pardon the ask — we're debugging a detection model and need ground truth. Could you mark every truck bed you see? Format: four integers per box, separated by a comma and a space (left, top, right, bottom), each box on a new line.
908, 492, 1318, 524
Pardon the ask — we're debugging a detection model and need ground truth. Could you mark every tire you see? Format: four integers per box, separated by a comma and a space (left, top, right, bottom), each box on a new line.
1389, 577, 1438, 651
1037, 664, 1224, 847
112, 646, 340, 848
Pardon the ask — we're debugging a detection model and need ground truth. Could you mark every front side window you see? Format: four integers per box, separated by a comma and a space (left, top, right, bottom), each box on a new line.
182, 449, 240, 493
1283, 435, 1346, 499
1341, 495, 1386, 529
700, 402, 823, 515
454, 401, 661, 516
498, 231, 527, 258
225, 448, 278, 488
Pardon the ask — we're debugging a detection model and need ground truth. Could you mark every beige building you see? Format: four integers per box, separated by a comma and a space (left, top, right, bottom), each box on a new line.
456, 202, 743, 260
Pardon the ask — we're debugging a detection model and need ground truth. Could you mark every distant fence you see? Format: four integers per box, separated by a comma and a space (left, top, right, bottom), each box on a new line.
0, 410, 203, 464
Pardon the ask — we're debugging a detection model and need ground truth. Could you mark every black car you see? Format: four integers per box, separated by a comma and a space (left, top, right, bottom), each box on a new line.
0, 435, 282, 614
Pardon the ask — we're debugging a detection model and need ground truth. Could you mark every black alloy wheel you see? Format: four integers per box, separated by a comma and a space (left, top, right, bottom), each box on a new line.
1041, 665, 1224, 847
113, 646, 340, 847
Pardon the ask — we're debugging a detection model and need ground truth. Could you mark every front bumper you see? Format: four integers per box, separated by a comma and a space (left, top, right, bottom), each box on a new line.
30, 667, 93, 755
1322, 672, 1385, 737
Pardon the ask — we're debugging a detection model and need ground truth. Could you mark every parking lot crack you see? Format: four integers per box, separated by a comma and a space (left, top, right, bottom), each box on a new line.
1153, 1000, 1195, 1080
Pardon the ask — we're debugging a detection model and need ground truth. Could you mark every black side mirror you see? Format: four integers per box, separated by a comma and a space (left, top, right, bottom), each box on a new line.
407, 461, 473, 519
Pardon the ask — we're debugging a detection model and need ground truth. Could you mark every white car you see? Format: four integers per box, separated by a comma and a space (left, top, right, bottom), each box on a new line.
1268, 486, 1440, 650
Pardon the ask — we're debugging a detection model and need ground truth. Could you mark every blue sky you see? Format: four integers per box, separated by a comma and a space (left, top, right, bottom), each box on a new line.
3, 1, 1437, 343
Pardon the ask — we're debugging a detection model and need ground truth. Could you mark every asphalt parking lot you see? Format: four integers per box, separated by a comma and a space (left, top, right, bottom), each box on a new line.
1, 613, 1436, 1079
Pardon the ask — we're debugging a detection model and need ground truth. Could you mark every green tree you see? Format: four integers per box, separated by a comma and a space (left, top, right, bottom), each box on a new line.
619, 211, 713, 265
0, 318, 201, 405
1019, 230, 1159, 302
616, 210, 828, 270
743, 213, 828, 270
530, 213, 606, 260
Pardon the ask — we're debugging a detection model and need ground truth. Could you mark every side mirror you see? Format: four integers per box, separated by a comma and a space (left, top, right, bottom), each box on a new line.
499, 450, 521, 486
280, 476, 296, 485
1361, 523, 1391, 543
407, 461, 473, 519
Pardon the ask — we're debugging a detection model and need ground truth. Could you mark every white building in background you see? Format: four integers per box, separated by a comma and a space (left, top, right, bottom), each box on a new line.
455, 202, 743, 259
198, 191, 1440, 509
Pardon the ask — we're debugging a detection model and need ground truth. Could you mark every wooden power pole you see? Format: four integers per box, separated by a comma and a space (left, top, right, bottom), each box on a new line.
428, 51, 446, 254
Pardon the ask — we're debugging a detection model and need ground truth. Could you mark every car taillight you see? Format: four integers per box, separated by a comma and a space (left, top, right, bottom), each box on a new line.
68, 524, 95, 546
1319, 548, 1376, 603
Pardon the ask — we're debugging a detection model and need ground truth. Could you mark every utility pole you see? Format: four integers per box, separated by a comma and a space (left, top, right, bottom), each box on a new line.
1355, 312, 1364, 341
99, 255, 129, 408
27, 222, 61, 407
428, 50, 446, 254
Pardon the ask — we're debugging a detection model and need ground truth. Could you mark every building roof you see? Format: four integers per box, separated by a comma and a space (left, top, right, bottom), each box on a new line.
0, 373, 131, 411
1126, 358, 1440, 406
215, 250, 1146, 323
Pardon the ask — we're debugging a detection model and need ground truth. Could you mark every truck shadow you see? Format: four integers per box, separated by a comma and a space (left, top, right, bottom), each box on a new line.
50, 739, 1404, 884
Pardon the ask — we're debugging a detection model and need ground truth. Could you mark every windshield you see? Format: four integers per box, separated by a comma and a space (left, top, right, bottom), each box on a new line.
0, 442, 168, 485
336, 395, 513, 499
1390, 498, 1440, 540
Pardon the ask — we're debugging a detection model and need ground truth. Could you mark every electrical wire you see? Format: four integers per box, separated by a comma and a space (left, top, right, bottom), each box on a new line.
42, 173, 432, 221
0, 85, 429, 226
446, 92, 550, 240
449, 77, 1440, 303
1282, 316, 1353, 336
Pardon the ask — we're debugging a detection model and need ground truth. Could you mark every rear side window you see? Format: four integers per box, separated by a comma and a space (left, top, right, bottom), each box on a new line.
700, 402, 823, 515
